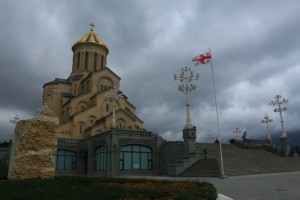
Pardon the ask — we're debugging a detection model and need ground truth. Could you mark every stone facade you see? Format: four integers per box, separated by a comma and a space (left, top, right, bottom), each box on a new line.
8, 116, 58, 180
43, 25, 144, 140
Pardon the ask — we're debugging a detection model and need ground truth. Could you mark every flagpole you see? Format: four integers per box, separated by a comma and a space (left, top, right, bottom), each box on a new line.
209, 48, 226, 179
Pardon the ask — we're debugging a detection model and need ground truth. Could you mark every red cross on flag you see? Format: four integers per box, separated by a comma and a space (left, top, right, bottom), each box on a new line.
192, 52, 212, 66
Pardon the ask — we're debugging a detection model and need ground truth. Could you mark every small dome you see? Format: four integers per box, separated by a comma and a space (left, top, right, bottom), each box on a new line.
73, 23, 108, 51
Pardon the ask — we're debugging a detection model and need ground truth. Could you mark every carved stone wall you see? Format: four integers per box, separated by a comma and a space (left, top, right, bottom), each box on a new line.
8, 116, 58, 179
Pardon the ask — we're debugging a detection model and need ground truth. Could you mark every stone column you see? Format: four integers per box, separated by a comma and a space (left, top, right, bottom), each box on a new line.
107, 128, 119, 177
183, 126, 197, 156
8, 116, 58, 180
280, 137, 291, 157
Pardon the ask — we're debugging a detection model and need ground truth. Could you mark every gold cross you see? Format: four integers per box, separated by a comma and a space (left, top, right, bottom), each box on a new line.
90, 22, 95, 31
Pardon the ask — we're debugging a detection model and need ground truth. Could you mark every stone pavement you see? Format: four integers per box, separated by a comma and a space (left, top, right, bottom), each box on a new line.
202, 171, 300, 200
124, 171, 300, 200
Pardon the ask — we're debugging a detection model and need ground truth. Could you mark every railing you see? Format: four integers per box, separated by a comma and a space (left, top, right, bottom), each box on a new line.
233, 139, 269, 148
0, 147, 9, 153
117, 130, 152, 137
57, 138, 80, 144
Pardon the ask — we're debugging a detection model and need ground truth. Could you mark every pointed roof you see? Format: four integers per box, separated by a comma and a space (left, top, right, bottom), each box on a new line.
72, 23, 108, 51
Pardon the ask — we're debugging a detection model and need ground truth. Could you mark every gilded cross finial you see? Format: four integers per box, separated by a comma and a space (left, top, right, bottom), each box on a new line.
90, 22, 95, 31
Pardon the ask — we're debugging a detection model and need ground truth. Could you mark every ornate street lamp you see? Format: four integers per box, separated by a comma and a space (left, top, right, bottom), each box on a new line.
10, 115, 20, 124
261, 114, 273, 143
105, 86, 123, 128
270, 95, 288, 138
233, 127, 241, 140
174, 67, 199, 129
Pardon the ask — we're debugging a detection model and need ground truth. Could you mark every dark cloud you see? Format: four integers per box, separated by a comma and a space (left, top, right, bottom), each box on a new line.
1, 0, 300, 144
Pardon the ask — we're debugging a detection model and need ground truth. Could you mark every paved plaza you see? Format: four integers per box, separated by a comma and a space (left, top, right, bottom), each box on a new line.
205, 171, 300, 200
125, 171, 300, 200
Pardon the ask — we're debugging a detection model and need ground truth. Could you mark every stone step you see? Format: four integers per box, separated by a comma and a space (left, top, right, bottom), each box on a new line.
197, 143, 300, 176
179, 158, 220, 177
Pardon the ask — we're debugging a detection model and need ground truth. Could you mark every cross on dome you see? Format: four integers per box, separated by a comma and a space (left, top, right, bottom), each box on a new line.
90, 22, 95, 31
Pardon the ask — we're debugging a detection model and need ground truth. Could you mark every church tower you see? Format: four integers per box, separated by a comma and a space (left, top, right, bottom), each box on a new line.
43, 24, 144, 139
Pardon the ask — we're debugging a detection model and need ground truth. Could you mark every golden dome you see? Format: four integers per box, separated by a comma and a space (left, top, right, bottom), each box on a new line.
73, 23, 108, 50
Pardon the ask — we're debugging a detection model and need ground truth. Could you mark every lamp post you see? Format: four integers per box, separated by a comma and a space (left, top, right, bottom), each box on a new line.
105, 86, 123, 128
233, 128, 241, 140
174, 66, 199, 129
261, 114, 273, 144
10, 115, 19, 124
269, 95, 288, 138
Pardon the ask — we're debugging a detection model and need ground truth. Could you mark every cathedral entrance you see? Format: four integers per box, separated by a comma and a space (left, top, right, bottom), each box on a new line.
80, 149, 88, 174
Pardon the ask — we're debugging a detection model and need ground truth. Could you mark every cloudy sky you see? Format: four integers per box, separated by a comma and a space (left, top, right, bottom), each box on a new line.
1, 0, 300, 144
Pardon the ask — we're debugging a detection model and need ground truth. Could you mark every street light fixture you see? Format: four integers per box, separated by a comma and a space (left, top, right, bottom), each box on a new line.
233, 127, 241, 140
174, 66, 199, 129
261, 114, 273, 144
10, 115, 19, 124
105, 86, 123, 128
269, 95, 288, 138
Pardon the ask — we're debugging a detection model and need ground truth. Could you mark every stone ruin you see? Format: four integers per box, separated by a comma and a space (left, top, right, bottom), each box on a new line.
8, 105, 58, 180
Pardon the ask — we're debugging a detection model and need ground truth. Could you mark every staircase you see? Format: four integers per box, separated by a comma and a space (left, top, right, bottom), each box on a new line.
179, 158, 220, 177
167, 143, 300, 177
198, 143, 300, 176
167, 148, 206, 176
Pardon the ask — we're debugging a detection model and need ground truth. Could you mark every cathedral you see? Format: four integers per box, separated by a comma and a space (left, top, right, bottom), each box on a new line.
42, 24, 209, 177
43, 24, 144, 139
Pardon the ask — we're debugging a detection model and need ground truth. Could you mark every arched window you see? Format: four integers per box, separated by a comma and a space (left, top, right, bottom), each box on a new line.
77, 52, 80, 69
95, 146, 107, 171
120, 145, 152, 170
86, 80, 91, 91
85, 51, 89, 70
56, 150, 76, 170
101, 55, 104, 69
81, 84, 85, 93
106, 103, 109, 112
93, 52, 97, 71
79, 124, 84, 133
118, 119, 126, 130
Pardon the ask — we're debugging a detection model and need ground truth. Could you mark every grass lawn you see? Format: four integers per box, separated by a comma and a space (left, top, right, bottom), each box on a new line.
0, 176, 217, 200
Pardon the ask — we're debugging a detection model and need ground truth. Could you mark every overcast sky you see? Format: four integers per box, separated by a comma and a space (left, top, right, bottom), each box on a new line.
1, 0, 300, 144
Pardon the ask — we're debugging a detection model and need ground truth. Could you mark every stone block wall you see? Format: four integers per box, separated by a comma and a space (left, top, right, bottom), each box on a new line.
8, 116, 58, 180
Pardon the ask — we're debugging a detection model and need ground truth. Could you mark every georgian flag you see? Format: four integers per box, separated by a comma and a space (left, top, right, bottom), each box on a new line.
192, 52, 212, 66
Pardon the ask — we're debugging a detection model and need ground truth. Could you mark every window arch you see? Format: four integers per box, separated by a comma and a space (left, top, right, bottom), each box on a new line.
56, 150, 76, 170
106, 103, 109, 112
77, 52, 80, 69
120, 145, 152, 170
85, 51, 89, 70
78, 122, 85, 134
89, 116, 96, 125
117, 118, 126, 129
66, 107, 70, 116
86, 80, 91, 91
101, 55, 103, 69
98, 77, 113, 92
77, 101, 88, 112
95, 146, 107, 171
93, 52, 97, 71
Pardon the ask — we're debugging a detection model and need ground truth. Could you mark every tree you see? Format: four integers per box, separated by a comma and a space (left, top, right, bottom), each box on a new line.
242, 131, 247, 141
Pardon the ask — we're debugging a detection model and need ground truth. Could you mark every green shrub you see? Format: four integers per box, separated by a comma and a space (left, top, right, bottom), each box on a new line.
0, 163, 8, 180
0, 177, 218, 200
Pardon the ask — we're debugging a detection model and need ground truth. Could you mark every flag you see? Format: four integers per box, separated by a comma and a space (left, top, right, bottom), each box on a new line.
192, 52, 212, 65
